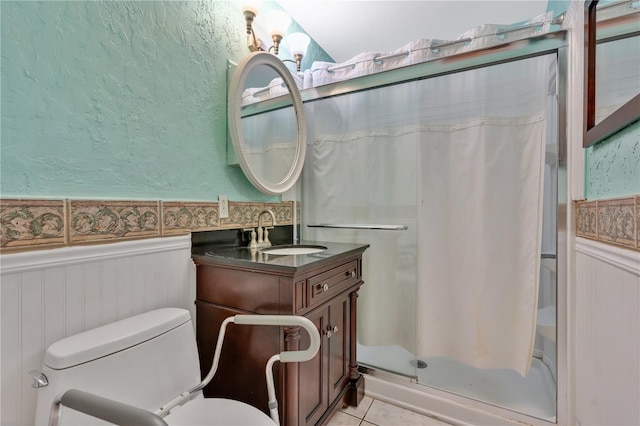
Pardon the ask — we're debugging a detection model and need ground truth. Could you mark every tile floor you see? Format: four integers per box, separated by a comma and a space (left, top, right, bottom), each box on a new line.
327, 396, 453, 426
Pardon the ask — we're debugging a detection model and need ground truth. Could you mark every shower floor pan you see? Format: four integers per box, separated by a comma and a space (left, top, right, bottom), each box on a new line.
357, 343, 556, 421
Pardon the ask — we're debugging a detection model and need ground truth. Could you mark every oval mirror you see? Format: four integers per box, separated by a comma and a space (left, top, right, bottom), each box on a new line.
228, 52, 306, 194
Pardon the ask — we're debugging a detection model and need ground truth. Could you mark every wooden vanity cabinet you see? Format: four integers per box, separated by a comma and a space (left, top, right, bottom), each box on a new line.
194, 250, 366, 426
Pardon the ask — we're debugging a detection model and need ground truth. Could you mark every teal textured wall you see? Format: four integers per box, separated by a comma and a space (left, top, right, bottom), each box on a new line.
11, 1, 631, 204
1, 1, 276, 201
585, 120, 640, 200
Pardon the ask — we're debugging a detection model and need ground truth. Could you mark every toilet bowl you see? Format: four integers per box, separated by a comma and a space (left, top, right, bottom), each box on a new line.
32, 308, 319, 426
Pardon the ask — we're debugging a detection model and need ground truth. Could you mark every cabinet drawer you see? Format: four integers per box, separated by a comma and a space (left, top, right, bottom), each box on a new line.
308, 260, 358, 308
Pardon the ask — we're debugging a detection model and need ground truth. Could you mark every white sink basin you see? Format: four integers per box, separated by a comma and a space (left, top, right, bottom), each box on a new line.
261, 245, 327, 255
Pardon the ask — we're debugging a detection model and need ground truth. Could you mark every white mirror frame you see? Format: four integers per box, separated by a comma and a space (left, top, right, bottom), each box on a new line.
228, 51, 307, 195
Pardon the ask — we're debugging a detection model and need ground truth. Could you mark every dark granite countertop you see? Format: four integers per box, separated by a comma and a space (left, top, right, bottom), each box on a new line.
192, 240, 369, 273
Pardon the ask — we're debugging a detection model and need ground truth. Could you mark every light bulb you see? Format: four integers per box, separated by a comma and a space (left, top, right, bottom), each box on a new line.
287, 33, 311, 56
240, 0, 261, 16
266, 10, 291, 38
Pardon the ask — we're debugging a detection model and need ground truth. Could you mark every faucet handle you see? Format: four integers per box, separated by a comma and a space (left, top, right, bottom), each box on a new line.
263, 227, 273, 247
242, 227, 258, 248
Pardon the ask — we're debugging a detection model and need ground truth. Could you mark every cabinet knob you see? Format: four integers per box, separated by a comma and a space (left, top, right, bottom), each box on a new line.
348, 270, 356, 278
325, 325, 339, 338
322, 283, 329, 292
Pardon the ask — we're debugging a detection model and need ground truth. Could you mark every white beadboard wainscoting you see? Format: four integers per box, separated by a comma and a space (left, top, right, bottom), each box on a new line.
575, 237, 640, 426
0, 235, 196, 426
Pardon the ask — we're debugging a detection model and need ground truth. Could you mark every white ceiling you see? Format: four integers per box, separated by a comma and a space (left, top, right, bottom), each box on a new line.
277, 1, 549, 63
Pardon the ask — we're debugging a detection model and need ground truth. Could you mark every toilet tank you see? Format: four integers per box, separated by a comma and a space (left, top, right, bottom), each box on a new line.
34, 308, 201, 425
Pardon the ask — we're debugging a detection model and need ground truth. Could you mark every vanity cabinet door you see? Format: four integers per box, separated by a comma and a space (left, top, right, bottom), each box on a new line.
299, 307, 328, 426
327, 294, 350, 405
298, 291, 351, 426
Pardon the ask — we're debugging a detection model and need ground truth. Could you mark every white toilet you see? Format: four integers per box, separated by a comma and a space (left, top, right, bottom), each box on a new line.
32, 308, 319, 426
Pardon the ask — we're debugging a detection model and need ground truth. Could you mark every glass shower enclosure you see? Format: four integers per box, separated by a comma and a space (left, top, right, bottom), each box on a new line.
300, 35, 563, 421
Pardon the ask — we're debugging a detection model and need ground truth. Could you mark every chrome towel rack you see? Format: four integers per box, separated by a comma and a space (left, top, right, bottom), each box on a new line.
307, 223, 408, 231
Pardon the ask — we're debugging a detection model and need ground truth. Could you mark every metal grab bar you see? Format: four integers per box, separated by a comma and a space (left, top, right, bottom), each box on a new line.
50, 389, 168, 426
181, 315, 320, 426
307, 223, 408, 231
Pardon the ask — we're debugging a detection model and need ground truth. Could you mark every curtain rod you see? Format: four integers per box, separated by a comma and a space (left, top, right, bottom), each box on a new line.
240, 31, 567, 118
325, 13, 564, 73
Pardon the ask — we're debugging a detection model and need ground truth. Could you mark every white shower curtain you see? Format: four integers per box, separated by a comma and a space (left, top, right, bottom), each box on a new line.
417, 115, 546, 376
303, 53, 556, 376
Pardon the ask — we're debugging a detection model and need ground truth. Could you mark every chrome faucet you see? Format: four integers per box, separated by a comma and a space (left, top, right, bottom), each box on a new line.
244, 209, 277, 249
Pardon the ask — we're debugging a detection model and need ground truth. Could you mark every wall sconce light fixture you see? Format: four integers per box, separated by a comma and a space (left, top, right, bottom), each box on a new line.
242, 3, 261, 51
241, 3, 311, 72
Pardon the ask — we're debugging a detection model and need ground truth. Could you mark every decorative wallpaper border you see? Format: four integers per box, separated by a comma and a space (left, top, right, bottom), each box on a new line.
5, 195, 636, 252
0, 199, 293, 252
69, 200, 161, 243
0, 199, 66, 250
575, 195, 639, 252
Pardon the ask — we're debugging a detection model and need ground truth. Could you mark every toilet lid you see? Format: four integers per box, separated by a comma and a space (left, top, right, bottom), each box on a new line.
163, 398, 276, 426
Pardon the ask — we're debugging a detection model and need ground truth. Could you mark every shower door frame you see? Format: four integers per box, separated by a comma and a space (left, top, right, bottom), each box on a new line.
295, 31, 569, 425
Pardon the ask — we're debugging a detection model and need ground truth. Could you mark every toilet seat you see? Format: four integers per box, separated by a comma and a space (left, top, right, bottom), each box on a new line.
163, 398, 275, 426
